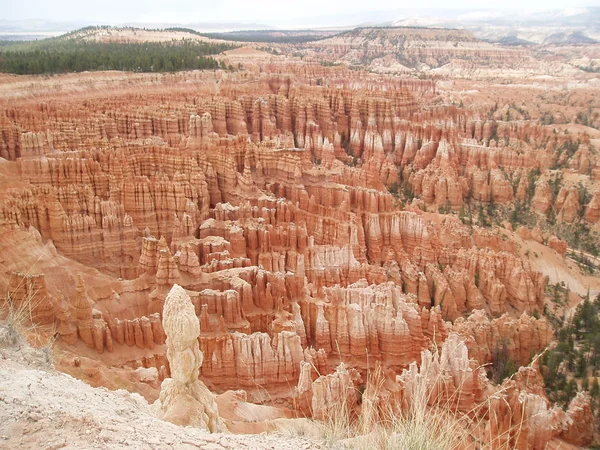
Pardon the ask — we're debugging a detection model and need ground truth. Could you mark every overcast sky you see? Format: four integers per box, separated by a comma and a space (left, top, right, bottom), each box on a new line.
2, 0, 596, 25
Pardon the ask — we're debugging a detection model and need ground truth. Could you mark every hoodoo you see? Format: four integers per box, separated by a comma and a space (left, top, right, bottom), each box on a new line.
153, 284, 226, 432
1, 17, 599, 450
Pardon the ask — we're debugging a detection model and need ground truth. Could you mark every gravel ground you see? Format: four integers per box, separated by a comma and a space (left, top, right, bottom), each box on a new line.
0, 325, 324, 450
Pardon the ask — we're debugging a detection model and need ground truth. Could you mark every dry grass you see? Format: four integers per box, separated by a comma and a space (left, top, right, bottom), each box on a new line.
316, 364, 467, 450
0, 273, 57, 364
311, 342, 539, 450
0, 293, 41, 347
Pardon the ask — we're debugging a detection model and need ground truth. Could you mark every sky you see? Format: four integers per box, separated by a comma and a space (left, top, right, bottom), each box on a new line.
2, 0, 597, 26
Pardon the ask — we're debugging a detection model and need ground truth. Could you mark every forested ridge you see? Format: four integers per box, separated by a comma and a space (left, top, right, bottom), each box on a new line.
0, 36, 236, 75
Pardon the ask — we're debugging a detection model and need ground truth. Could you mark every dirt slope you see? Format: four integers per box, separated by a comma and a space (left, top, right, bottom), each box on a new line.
0, 326, 322, 450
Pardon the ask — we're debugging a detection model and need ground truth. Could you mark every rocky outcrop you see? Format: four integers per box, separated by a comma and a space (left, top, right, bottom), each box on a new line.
556, 186, 580, 223
397, 333, 485, 414
453, 310, 552, 368
299, 362, 361, 421
7, 271, 57, 325
585, 192, 600, 223
559, 392, 595, 446
547, 236, 567, 256
302, 27, 526, 70
336, 334, 594, 449
486, 363, 596, 449
153, 284, 226, 432
302, 280, 449, 367
199, 329, 305, 389
532, 180, 552, 214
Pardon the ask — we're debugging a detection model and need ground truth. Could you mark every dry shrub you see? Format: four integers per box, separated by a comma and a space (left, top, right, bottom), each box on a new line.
317, 363, 466, 450
0, 274, 56, 363
314, 339, 532, 450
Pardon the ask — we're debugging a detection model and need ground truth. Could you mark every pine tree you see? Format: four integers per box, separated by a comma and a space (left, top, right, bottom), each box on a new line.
591, 378, 599, 398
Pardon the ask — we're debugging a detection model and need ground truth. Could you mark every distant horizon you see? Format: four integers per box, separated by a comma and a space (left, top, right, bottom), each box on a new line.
1, 2, 598, 30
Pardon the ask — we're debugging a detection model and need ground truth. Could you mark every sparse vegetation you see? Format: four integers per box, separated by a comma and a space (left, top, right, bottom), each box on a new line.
438, 201, 452, 215
313, 361, 466, 449
311, 339, 533, 450
551, 138, 580, 169
488, 339, 517, 384
0, 279, 55, 364
542, 293, 600, 413
540, 111, 555, 125
559, 221, 599, 258
567, 250, 598, 274
459, 204, 474, 227
575, 107, 600, 130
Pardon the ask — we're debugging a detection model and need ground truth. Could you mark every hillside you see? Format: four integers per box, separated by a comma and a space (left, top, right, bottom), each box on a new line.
200, 29, 340, 43
300, 26, 527, 70
62, 26, 230, 44
0, 27, 237, 74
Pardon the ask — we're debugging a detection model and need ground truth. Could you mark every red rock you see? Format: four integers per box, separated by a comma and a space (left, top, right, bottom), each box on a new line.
453, 310, 552, 368
547, 236, 567, 256
559, 392, 595, 446
585, 192, 600, 223
532, 180, 553, 214
0, 60, 588, 445
556, 187, 580, 223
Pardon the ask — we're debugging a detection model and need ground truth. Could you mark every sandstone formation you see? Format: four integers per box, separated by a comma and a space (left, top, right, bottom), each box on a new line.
558, 392, 595, 446
153, 284, 226, 432
585, 192, 600, 223
547, 236, 567, 256
296, 333, 593, 449
301, 27, 526, 71
0, 29, 598, 448
453, 310, 552, 368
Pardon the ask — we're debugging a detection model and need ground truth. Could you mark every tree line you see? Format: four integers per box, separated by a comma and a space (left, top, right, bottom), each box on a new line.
0, 40, 236, 75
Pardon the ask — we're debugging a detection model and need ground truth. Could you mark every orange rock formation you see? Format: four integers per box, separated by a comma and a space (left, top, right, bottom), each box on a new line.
0, 37, 598, 447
